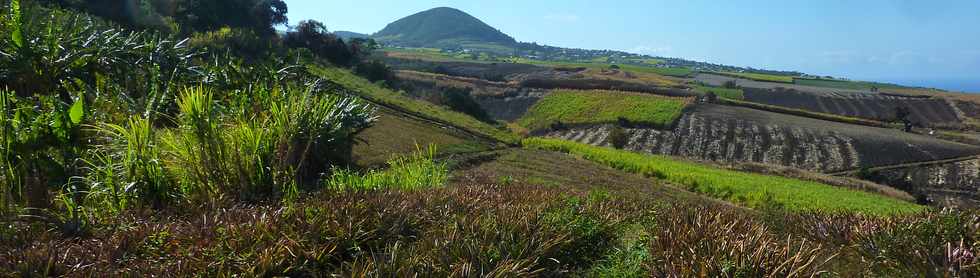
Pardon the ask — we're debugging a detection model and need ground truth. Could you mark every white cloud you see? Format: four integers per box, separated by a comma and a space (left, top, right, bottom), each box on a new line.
543, 13, 580, 23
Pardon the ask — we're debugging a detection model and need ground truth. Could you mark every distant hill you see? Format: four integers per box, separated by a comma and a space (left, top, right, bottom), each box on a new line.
374, 7, 516, 51
334, 31, 370, 41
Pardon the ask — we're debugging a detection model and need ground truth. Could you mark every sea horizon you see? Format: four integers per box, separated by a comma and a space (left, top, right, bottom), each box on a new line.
876, 78, 980, 94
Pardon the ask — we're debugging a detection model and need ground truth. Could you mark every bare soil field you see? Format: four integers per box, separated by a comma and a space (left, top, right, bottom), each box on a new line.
542, 104, 980, 173
742, 88, 962, 127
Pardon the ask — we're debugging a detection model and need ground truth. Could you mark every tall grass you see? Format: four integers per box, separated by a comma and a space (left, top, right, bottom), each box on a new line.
523, 138, 924, 215
167, 86, 227, 200
86, 116, 173, 212
326, 145, 448, 191
161, 85, 376, 203
0, 89, 17, 215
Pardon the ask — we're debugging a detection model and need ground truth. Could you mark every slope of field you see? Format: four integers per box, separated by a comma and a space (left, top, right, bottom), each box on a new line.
868, 157, 980, 208
311, 65, 520, 144
694, 73, 867, 94
543, 104, 980, 173
517, 90, 691, 131
692, 85, 744, 100
743, 88, 962, 127
710, 71, 795, 83
523, 138, 924, 214
794, 78, 905, 91
382, 55, 551, 80
458, 148, 723, 205
506, 57, 694, 77
352, 111, 491, 167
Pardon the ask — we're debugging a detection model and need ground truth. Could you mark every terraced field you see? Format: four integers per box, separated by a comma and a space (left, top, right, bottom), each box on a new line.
543, 104, 980, 173
694, 73, 867, 94
743, 88, 962, 126
874, 158, 980, 208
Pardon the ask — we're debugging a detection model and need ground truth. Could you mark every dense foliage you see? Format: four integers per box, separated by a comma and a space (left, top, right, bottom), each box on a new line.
0, 2, 377, 222
38, 0, 287, 34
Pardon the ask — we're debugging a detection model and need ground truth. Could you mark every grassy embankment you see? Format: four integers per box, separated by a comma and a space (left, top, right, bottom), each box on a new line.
523, 138, 925, 215
517, 90, 691, 131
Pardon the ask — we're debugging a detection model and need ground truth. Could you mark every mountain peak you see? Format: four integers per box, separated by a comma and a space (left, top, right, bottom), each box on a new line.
374, 7, 516, 49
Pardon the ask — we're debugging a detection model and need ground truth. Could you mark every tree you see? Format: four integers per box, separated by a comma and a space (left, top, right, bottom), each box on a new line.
284, 20, 354, 66
174, 0, 288, 34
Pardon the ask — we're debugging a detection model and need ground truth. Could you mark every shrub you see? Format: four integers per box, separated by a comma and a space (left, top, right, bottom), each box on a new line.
607, 126, 629, 149
354, 59, 394, 83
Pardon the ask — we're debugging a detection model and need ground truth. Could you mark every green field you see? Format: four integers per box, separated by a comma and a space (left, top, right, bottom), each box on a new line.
713, 71, 796, 83
523, 138, 925, 215
517, 90, 690, 131
311, 65, 520, 143
693, 85, 744, 100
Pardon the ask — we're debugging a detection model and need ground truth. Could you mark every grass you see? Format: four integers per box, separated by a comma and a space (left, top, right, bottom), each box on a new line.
522, 138, 925, 215
311, 65, 520, 144
693, 85, 744, 100
712, 71, 796, 83
327, 145, 448, 191
517, 90, 691, 131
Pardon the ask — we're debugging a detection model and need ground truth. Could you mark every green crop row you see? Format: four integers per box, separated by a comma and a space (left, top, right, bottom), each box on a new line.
523, 138, 925, 215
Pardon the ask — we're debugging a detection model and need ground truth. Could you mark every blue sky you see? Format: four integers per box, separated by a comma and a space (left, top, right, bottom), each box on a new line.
285, 0, 980, 92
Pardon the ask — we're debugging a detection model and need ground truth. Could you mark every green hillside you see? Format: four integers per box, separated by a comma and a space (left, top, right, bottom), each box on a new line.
374, 7, 516, 49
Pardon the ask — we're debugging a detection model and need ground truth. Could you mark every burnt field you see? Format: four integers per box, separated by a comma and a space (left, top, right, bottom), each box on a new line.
743, 88, 962, 127
543, 104, 980, 173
